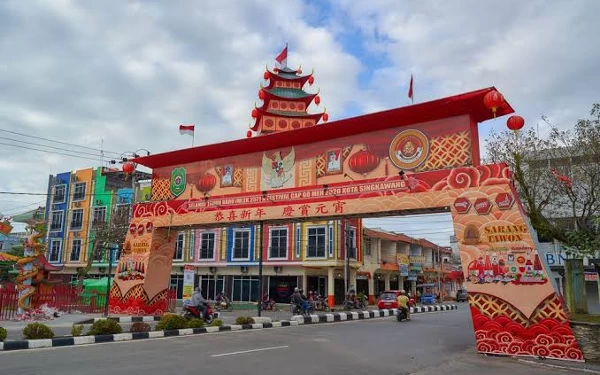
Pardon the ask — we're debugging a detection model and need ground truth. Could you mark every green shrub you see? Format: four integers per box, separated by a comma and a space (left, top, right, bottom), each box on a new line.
0, 327, 7, 341
87, 319, 123, 336
71, 324, 84, 337
211, 319, 223, 327
156, 314, 188, 331
186, 319, 205, 329
23, 323, 54, 340
235, 316, 248, 325
246, 317, 255, 324
129, 322, 151, 333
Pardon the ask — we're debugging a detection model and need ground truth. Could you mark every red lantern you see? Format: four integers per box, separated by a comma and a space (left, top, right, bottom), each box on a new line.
314, 95, 321, 106
197, 173, 216, 193
263, 71, 270, 80
322, 113, 329, 122
251, 108, 258, 118
258, 89, 265, 100
122, 162, 135, 174
273, 67, 279, 73
483, 90, 504, 115
246, 130, 253, 138
506, 115, 525, 131
348, 149, 380, 175
308, 76, 314, 85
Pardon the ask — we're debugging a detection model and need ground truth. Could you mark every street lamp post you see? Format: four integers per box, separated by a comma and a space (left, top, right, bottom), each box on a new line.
104, 245, 115, 317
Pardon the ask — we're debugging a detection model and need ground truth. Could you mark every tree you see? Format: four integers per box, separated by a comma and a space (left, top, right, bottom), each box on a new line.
75, 206, 130, 292
486, 104, 600, 313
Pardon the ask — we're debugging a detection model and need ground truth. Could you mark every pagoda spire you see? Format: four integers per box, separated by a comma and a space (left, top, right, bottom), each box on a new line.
247, 49, 327, 137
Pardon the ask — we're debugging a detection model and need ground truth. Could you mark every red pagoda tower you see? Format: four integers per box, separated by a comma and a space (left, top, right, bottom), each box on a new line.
249, 61, 327, 136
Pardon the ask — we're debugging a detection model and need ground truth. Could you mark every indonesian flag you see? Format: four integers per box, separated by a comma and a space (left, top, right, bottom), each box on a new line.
275, 44, 288, 67
408, 74, 414, 102
179, 124, 195, 136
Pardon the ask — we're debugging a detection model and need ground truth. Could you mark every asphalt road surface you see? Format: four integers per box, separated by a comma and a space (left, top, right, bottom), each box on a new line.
0, 308, 580, 375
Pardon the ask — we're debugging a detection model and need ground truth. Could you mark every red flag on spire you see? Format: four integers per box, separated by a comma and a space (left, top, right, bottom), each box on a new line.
408, 74, 414, 104
275, 44, 288, 67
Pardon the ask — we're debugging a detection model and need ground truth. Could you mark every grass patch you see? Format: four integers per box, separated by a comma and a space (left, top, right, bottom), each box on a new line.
571, 313, 600, 323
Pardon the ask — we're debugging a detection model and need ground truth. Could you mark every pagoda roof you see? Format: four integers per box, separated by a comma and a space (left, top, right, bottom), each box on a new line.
266, 66, 313, 86
256, 108, 323, 119
265, 87, 315, 100
132, 87, 515, 169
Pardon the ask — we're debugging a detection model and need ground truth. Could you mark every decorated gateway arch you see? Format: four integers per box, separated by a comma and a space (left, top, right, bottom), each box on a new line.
109, 83, 584, 362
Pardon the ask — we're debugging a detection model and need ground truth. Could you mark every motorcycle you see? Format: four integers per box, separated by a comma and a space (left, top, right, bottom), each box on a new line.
182, 303, 215, 324
291, 300, 314, 315
343, 297, 367, 311
261, 299, 277, 311
314, 296, 330, 312
396, 307, 408, 322
215, 299, 233, 312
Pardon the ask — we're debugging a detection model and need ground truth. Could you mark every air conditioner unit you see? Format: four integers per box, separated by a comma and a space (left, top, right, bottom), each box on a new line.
96, 200, 103, 206
98, 267, 106, 274
70, 175, 79, 183
52, 204, 59, 210
240, 266, 249, 274
274, 266, 283, 273
73, 202, 81, 207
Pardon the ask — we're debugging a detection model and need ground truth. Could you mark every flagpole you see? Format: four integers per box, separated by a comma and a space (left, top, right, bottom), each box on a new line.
192, 132, 195, 147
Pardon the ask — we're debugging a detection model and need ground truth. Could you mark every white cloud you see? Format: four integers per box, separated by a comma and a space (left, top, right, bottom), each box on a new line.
0, 0, 361, 217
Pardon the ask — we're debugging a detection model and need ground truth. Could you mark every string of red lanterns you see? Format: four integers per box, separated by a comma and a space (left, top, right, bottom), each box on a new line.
506, 115, 525, 131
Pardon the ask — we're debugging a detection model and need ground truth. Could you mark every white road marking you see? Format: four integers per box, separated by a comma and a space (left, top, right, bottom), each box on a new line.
210, 345, 289, 358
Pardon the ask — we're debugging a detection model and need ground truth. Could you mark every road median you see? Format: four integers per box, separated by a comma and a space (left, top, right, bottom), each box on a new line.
0, 304, 457, 352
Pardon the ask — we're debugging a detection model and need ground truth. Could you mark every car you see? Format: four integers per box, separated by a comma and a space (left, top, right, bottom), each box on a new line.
456, 289, 468, 302
377, 290, 401, 309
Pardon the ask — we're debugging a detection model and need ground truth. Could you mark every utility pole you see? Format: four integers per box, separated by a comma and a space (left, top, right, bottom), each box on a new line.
257, 221, 264, 317
437, 247, 442, 302
344, 219, 351, 294
104, 245, 115, 317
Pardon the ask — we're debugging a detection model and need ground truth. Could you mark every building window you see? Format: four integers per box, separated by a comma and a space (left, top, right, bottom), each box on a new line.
269, 227, 288, 259
199, 232, 216, 260
307, 227, 326, 258
232, 229, 250, 260
49, 239, 62, 263
115, 204, 130, 219
347, 227, 356, 259
73, 182, 86, 201
232, 276, 259, 302
170, 274, 184, 299
328, 225, 334, 257
295, 226, 301, 257
70, 209, 84, 230
173, 232, 185, 261
50, 210, 64, 232
53, 184, 66, 204
70, 239, 82, 262
364, 237, 372, 256
92, 206, 107, 226
199, 275, 225, 300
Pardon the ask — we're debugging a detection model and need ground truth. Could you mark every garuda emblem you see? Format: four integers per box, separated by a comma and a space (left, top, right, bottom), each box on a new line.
261, 147, 295, 188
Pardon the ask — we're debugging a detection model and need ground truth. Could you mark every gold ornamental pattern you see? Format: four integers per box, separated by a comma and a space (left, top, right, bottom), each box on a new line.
417, 131, 471, 171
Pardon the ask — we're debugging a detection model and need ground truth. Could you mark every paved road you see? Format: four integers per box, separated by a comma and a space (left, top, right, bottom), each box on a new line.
0, 308, 583, 374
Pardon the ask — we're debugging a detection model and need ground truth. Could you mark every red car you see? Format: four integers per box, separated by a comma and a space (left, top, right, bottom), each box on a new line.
377, 290, 401, 309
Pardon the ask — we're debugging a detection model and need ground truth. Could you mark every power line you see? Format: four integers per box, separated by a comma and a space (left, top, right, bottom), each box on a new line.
0, 141, 103, 162
0, 136, 110, 159
0, 127, 122, 156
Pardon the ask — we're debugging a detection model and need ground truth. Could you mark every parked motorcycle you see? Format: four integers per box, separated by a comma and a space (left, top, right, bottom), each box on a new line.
182, 303, 215, 324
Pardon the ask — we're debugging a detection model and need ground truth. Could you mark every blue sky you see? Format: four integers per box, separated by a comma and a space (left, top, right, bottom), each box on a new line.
1, 0, 599, 245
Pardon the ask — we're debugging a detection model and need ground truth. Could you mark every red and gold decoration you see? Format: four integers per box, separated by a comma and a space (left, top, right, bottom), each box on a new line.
483, 89, 505, 117
507, 115, 525, 131
110, 85, 583, 362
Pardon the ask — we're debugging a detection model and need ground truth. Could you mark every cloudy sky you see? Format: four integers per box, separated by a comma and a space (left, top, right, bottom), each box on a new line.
1, 0, 598, 245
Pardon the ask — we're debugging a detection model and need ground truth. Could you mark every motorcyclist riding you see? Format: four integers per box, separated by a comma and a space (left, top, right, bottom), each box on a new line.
291, 287, 307, 313
191, 287, 207, 318
396, 289, 410, 321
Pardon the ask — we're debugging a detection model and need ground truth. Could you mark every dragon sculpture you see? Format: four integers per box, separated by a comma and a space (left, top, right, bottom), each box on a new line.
15, 222, 46, 314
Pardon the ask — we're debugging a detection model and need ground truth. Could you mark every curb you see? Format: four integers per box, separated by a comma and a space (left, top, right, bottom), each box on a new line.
77, 312, 221, 325
0, 304, 457, 352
